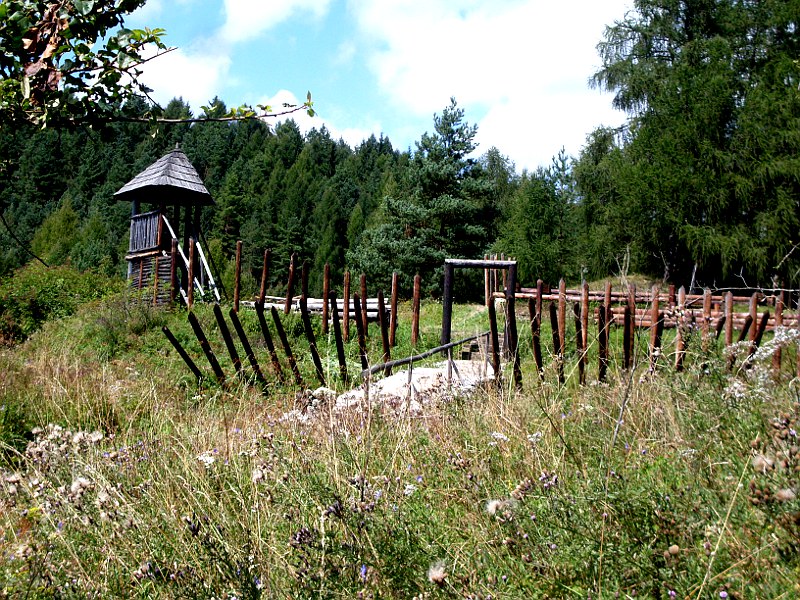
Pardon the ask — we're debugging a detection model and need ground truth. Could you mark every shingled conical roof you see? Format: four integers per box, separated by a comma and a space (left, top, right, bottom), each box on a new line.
114, 145, 214, 206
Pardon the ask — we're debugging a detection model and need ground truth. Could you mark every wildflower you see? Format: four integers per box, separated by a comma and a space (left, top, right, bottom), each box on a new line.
359, 564, 368, 582
491, 432, 509, 443
527, 432, 543, 446
70, 476, 92, 495
403, 483, 417, 496
251, 468, 265, 484
539, 470, 558, 490
427, 560, 447, 586
752, 454, 774, 473
197, 451, 215, 468
485, 498, 515, 518
485, 499, 504, 516
719, 592, 728, 599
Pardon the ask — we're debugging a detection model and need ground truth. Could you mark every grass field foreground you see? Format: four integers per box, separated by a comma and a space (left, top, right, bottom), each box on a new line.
1, 288, 799, 598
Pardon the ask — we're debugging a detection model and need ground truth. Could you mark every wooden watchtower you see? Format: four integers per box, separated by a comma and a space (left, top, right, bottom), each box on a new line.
114, 145, 219, 304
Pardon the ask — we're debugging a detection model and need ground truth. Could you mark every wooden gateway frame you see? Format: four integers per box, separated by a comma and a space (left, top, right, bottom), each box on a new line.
440, 258, 522, 387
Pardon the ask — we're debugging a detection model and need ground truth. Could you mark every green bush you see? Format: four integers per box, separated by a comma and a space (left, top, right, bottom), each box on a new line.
0, 262, 121, 344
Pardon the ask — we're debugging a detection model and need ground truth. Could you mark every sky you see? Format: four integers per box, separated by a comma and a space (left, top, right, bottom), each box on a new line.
127, 0, 632, 172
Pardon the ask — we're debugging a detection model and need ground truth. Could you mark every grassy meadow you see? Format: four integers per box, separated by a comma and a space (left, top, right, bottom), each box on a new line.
1, 271, 799, 598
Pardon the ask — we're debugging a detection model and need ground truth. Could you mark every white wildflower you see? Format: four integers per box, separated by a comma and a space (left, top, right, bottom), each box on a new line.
197, 451, 215, 468
752, 454, 774, 473
427, 560, 447, 585
527, 432, 543, 446
70, 476, 92, 495
485, 499, 504, 515
403, 483, 417, 496
491, 432, 510, 443
251, 468, 265, 484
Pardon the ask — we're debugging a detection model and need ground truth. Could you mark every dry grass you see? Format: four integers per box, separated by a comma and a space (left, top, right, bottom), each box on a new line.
1, 293, 799, 598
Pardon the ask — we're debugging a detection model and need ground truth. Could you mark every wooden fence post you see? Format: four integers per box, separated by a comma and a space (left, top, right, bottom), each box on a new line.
271, 306, 304, 387
152, 257, 160, 304
378, 290, 391, 375
529, 296, 543, 380
626, 284, 636, 368
749, 293, 759, 343
581, 280, 589, 351
550, 302, 563, 385
233, 240, 242, 313
162, 326, 204, 382
412, 274, 421, 347
254, 301, 285, 383
773, 292, 784, 378
701, 288, 711, 351
623, 304, 632, 370
229, 308, 267, 388
649, 285, 661, 371
186, 238, 196, 309
259, 248, 270, 304
507, 262, 522, 388
284, 252, 297, 315
574, 303, 585, 385
675, 286, 687, 371
322, 263, 330, 335
170, 238, 178, 304
213, 304, 242, 375
343, 271, 351, 342
484, 254, 490, 307
488, 297, 501, 384
360, 273, 368, 338
598, 303, 608, 382
558, 279, 566, 363
300, 261, 326, 387
724, 291, 734, 348
353, 293, 369, 370
441, 262, 455, 346
329, 292, 349, 385
187, 312, 226, 385
389, 271, 399, 347
750, 310, 770, 356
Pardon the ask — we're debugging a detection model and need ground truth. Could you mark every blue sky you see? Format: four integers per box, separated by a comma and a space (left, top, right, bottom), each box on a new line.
128, 0, 632, 172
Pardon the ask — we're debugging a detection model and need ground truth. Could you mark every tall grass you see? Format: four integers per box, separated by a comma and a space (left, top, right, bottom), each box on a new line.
1, 290, 799, 598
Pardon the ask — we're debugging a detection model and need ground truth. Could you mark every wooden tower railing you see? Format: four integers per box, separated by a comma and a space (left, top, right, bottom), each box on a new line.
126, 212, 220, 304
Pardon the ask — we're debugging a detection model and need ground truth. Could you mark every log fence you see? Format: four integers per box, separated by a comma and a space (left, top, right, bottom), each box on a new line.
162, 242, 800, 394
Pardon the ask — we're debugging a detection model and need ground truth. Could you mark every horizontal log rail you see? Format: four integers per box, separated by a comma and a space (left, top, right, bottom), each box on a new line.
361, 332, 489, 378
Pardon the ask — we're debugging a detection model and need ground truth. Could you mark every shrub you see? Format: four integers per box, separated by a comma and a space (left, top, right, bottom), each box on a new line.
0, 262, 121, 344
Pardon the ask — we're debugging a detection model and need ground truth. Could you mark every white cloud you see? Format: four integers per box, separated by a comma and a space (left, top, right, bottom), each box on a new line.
349, 0, 631, 169
253, 90, 379, 148
476, 92, 625, 173
129, 0, 198, 22
136, 46, 232, 112
220, 0, 332, 43
333, 40, 357, 67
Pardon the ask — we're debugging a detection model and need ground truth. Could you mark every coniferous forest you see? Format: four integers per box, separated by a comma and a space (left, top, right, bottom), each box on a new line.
1, 0, 799, 296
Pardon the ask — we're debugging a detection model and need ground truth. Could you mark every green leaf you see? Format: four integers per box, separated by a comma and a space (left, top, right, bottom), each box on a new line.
73, 1, 95, 16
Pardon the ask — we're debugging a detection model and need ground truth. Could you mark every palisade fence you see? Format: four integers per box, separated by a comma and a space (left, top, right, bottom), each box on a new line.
161, 242, 800, 394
